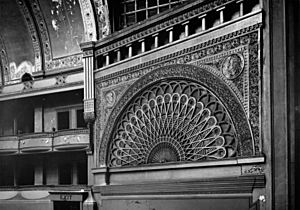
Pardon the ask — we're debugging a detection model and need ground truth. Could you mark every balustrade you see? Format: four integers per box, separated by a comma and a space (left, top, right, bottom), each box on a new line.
0, 128, 89, 155
94, 0, 260, 69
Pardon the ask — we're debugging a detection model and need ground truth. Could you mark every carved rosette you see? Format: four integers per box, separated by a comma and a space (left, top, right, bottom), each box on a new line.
99, 64, 255, 167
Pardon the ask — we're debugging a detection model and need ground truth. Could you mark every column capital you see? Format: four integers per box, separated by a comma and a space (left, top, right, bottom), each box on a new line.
84, 99, 95, 123
80, 41, 96, 58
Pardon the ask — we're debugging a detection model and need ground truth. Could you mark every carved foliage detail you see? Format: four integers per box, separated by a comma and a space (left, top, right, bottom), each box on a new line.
108, 80, 237, 167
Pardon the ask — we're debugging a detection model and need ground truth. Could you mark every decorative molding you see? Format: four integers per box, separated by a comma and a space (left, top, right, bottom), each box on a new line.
17, 0, 42, 72
0, 80, 83, 101
29, 0, 52, 70
78, 0, 97, 41
243, 165, 264, 175
93, 0, 110, 39
46, 53, 83, 71
94, 175, 265, 195
98, 64, 255, 167
96, 24, 261, 87
83, 49, 94, 58
0, 35, 10, 83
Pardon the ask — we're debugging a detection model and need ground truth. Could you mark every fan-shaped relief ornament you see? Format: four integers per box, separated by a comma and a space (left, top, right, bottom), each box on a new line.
108, 80, 238, 167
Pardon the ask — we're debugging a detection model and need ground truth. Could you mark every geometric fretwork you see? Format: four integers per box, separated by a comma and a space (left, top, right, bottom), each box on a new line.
108, 80, 238, 167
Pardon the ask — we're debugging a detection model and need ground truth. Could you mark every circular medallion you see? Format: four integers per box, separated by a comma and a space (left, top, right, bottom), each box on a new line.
221, 54, 244, 79
105, 90, 116, 107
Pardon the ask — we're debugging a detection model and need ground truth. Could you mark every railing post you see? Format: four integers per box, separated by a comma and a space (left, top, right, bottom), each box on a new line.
152, 33, 159, 48
127, 44, 132, 58
104, 53, 109, 66
199, 14, 207, 31
182, 21, 189, 37
167, 27, 173, 43
237, 0, 244, 16
115, 49, 121, 62
139, 39, 145, 53
217, 6, 225, 24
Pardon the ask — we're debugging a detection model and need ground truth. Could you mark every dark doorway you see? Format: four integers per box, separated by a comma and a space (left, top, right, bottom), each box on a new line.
54, 201, 80, 210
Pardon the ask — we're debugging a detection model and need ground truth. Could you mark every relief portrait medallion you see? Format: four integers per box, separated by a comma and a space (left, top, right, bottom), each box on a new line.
221, 53, 244, 79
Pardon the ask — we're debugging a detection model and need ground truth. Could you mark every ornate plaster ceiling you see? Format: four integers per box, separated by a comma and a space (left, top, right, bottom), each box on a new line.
0, 0, 99, 84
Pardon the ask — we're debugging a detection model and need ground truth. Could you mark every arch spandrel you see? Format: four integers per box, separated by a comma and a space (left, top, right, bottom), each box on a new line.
99, 64, 255, 167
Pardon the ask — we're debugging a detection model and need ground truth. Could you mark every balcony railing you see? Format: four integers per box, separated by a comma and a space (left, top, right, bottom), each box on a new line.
0, 128, 89, 155
93, 0, 260, 70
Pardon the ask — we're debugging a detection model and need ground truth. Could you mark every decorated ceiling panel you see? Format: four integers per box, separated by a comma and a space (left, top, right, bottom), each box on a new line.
0, 0, 99, 84
38, 0, 84, 58
0, 0, 36, 82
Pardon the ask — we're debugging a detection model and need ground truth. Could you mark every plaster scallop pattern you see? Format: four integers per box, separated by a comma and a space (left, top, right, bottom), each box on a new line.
108, 80, 238, 167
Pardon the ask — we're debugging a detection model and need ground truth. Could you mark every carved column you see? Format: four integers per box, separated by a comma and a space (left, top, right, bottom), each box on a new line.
81, 42, 96, 187
81, 42, 96, 124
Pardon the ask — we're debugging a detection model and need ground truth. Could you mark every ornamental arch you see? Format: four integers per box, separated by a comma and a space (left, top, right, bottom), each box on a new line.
99, 64, 255, 167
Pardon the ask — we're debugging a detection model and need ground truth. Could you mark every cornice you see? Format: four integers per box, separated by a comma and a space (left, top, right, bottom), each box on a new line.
94, 174, 265, 195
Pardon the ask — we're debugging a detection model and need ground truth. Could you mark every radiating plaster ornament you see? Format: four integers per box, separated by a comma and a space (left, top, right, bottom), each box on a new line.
108, 80, 238, 167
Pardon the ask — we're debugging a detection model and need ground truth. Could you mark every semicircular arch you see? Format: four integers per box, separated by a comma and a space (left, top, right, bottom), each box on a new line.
99, 64, 254, 167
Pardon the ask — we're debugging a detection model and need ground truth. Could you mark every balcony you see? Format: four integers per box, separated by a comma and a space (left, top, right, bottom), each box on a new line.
0, 129, 89, 155
89, 0, 260, 74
